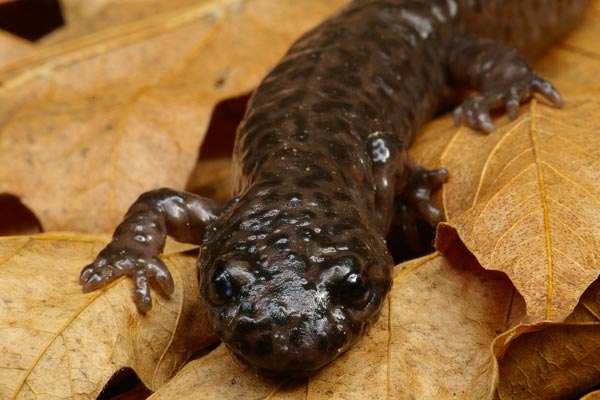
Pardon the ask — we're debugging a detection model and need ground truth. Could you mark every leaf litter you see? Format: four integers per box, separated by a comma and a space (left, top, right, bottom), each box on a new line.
1, 0, 600, 398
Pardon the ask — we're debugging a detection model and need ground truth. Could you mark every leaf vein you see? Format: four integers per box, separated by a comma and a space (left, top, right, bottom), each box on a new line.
529, 100, 553, 319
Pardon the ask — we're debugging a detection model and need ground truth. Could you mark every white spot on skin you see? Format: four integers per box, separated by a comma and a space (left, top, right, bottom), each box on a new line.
332, 308, 345, 322
264, 209, 280, 218
432, 4, 446, 22
447, 0, 458, 17
374, 76, 394, 96
314, 289, 329, 309
240, 218, 260, 230
401, 10, 433, 39
310, 255, 325, 263
368, 133, 391, 163
163, 201, 185, 220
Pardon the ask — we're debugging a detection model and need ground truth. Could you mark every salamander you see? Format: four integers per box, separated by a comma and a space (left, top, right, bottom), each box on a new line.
80, 0, 587, 377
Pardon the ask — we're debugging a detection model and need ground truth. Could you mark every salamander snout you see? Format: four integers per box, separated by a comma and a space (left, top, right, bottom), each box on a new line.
223, 310, 354, 377
200, 253, 388, 376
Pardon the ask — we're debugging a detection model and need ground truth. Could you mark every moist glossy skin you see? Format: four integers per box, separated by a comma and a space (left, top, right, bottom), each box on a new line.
198, 0, 587, 375
80, 0, 588, 377
200, 190, 392, 374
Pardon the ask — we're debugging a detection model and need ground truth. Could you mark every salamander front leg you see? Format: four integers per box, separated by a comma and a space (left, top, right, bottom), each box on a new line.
404, 165, 449, 226
79, 188, 221, 312
391, 164, 448, 254
368, 132, 448, 251
449, 35, 563, 133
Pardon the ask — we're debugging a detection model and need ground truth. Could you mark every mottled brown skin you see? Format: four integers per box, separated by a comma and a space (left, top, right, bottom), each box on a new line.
80, 0, 587, 377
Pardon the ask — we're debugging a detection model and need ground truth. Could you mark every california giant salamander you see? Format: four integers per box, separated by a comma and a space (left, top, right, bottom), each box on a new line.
80, 0, 587, 376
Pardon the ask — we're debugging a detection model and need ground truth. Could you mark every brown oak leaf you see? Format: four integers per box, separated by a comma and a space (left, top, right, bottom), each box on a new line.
0, 0, 349, 233
0, 234, 215, 398
411, 5, 600, 322
434, 94, 600, 322
1, 0, 600, 399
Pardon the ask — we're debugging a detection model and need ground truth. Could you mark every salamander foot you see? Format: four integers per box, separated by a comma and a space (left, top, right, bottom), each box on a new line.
449, 35, 564, 133
389, 165, 448, 257
80, 243, 174, 313
406, 165, 448, 225
453, 74, 562, 133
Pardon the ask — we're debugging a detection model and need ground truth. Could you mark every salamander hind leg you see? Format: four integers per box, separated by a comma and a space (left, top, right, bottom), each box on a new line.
79, 188, 221, 312
449, 35, 563, 133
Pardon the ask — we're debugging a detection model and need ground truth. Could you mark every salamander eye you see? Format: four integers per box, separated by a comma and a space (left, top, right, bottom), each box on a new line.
206, 258, 254, 306
323, 255, 371, 307
340, 271, 370, 307
208, 263, 235, 306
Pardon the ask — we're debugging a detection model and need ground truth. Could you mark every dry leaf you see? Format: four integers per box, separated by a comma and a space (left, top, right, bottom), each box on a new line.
0, 0, 349, 233
536, 0, 600, 92
497, 324, 600, 399
149, 344, 304, 399
2, 0, 600, 398
59, 0, 126, 23
433, 94, 600, 323
43, 0, 235, 42
493, 278, 600, 399
149, 252, 522, 399
3, 234, 598, 399
0, 31, 32, 68
186, 157, 233, 205
414, 3, 600, 322
148, 243, 600, 400
0, 233, 215, 398
582, 390, 600, 400
411, 2, 600, 219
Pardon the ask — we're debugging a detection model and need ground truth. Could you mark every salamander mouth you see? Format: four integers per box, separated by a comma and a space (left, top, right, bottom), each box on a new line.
219, 313, 362, 377
227, 347, 335, 377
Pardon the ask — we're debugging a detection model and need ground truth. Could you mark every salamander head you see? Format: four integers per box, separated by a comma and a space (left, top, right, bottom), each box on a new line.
198, 190, 393, 376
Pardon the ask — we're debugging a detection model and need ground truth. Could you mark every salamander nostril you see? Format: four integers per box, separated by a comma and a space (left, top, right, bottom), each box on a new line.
256, 332, 273, 356
289, 326, 304, 348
